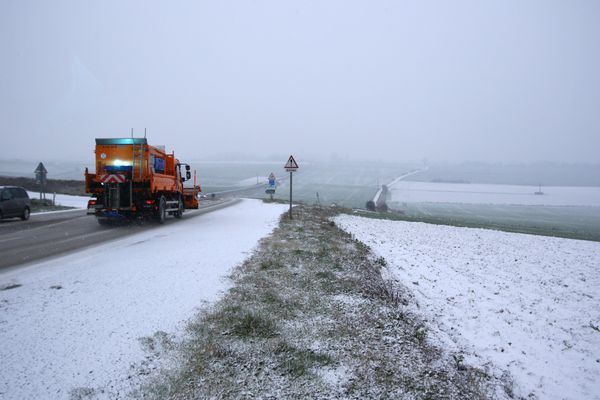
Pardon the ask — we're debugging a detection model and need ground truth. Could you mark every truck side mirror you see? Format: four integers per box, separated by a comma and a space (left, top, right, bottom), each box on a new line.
186, 171, 191, 180
185, 165, 190, 171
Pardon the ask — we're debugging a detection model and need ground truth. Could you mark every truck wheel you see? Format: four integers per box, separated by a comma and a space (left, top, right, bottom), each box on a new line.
157, 197, 167, 224
21, 207, 30, 221
174, 198, 184, 219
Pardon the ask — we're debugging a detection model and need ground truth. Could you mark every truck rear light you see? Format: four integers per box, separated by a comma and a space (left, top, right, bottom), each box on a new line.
145, 200, 154, 205
88, 200, 96, 207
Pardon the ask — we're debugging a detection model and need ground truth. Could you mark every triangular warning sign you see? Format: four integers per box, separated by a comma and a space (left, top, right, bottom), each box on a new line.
34, 162, 47, 174
284, 155, 299, 171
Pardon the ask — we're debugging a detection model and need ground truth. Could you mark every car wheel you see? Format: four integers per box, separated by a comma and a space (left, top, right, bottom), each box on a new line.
20, 207, 30, 221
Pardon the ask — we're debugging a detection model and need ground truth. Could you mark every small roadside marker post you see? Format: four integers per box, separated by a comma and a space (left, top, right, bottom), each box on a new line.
34, 162, 48, 201
284, 155, 299, 219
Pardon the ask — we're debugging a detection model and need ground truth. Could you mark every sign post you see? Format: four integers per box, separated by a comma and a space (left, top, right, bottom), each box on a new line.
284, 155, 299, 219
34, 162, 48, 201
266, 172, 276, 200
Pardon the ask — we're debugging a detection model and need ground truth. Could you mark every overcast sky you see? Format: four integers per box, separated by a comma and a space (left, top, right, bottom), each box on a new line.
1, 0, 599, 163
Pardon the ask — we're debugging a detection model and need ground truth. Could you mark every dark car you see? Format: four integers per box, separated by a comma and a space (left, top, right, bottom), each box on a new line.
0, 186, 31, 220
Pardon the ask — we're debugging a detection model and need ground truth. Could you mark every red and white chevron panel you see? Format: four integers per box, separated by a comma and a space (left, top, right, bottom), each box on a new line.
99, 174, 127, 183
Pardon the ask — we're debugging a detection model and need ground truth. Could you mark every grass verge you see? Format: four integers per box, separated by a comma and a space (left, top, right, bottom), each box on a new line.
138, 205, 513, 399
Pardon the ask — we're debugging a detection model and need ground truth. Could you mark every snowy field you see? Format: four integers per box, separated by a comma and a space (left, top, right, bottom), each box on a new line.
335, 215, 600, 400
0, 199, 287, 399
389, 181, 600, 207
27, 191, 90, 210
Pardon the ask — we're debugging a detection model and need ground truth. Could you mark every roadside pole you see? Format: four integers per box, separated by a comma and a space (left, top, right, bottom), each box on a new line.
34, 162, 48, 201
289, 171, 293, 218
284, 155, 299, 219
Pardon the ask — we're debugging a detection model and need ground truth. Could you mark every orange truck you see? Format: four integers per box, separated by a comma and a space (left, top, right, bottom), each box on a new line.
85, 138, 200, 224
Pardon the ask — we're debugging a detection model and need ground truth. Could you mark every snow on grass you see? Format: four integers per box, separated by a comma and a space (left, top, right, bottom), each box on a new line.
143, 206, 509, 399
389, 181, 600, 207
0, 199, 287, 399
27, 191, 91, 209
334, 214, 600, 400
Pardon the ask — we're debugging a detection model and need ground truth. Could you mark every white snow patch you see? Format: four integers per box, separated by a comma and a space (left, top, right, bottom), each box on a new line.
0, 199, 287, 399
27, 191, 91, 209
335, 214, 600, 400
332, 293, 365, 307
318, 364, 351, 387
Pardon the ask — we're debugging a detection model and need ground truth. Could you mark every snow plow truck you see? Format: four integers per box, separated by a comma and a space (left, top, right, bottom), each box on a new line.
85, 137, 199, 225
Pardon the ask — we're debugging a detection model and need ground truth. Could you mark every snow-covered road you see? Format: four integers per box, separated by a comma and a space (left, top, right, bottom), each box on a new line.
335, 215, 600, 400
0, 199, 287, 399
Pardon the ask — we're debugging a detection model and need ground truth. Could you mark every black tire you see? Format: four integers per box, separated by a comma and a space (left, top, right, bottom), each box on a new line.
21, 207, 30, 221
174, 197, 184, 219
157, 197, 167, 224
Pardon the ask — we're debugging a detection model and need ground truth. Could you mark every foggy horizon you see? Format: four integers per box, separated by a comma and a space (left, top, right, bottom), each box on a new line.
1, 1, 599, 164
